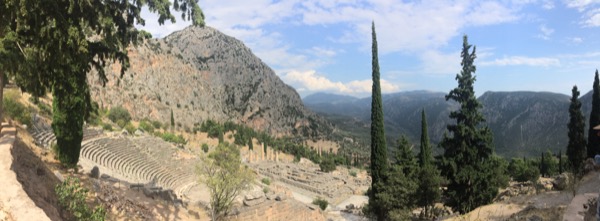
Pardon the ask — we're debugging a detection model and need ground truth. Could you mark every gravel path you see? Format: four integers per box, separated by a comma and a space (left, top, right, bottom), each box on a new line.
0, 125, 51, 221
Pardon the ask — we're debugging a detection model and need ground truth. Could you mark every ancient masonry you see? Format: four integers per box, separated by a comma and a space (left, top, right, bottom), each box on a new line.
228, 190, 325, 221
251, 162, 371, 203
29, 119, 198, 199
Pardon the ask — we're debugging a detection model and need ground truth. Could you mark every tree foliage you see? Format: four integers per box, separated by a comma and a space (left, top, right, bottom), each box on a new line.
197, 142, 254, 221
439, 35, 501, 214
588, 70, 600, 158
0, 0, 204, 167
368, 21, 388, 221
508, 158, 540, 183
567, 85, 587, 177
416, 109, 441, 218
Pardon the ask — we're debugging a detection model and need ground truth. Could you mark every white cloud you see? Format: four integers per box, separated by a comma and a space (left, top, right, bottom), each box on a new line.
568, 37, 584, 43
537, 24, 554, 40
565, 0, 600, 11
542, 0, 555, 9
281, 70, 400, 95
480, 56, 560, 67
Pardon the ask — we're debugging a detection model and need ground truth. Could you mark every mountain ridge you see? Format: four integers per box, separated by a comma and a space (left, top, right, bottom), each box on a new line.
88, 25, 331, 138
304, 90, 592, 157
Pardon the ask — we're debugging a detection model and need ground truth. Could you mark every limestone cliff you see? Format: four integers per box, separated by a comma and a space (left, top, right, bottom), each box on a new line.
88, 26, 330, 137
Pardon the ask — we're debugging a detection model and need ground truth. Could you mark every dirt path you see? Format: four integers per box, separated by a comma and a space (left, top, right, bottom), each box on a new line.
0, 125, 51, 221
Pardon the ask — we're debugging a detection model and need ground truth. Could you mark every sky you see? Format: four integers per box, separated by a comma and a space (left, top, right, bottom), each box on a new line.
137, 0, 600, 98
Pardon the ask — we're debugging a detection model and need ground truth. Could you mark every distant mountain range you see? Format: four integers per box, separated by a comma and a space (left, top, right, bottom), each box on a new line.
304, 90, 594, 158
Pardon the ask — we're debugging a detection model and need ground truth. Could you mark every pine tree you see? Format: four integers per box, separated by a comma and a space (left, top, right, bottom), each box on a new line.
416, 109, 441, 218
567, 85, 587, 177
439, 35, 500, 214
588, 70, 600, 158
368, 21, 388, 221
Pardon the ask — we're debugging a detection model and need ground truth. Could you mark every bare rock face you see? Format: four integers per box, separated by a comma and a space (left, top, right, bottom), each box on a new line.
89, 26, 331, 137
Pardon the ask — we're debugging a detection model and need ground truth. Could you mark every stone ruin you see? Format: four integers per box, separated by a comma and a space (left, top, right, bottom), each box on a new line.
250, 162, 370, 203
228, 190, 325, 221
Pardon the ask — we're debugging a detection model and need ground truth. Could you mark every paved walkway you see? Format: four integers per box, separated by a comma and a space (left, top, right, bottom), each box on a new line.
0, 124, 51, 221
564, 172, 600, 221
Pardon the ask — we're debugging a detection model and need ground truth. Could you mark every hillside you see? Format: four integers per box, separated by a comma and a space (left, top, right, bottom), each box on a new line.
88, 26, 331, 138
304, 90, 593, 157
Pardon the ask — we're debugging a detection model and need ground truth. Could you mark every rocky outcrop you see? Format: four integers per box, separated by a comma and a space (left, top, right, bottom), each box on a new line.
88, 26, 331, 138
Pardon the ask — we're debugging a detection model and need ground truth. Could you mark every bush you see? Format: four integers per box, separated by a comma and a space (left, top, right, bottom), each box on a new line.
261, 178, 271, 186
138, 120, 154, 133
151, 120, 162, 129
349, 170, 357, 177
161, 132, 186, 145
115, 119, 126, 128
319, 156, 336, 173
202, 143, 209, 153
508, 158, 540, 183
3, 97, 31, 125
312, 197, 328, 211
55, 177, 106, 221
102, 123, 112, 131
107, 106, 131, 124
124, 122, 136, 135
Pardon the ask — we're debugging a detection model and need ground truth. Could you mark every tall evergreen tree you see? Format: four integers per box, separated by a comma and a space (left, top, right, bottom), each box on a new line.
368, 21, 388, 221
588, 70, 600, 158
0, 0, 204, 167
567, 85, 587, 177
416, 109, 441, 218
439, 35, 500, 214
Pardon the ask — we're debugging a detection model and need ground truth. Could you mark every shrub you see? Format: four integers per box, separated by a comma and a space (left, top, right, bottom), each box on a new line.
116, 119, 126, 128
138, 120, 154, 133
102, 123, 112, 131
319, 157, 336, 173
107, 106, 131, 124
55, 177, 106, 221
124, 122, 136, 135
261, 178, 271, 186
3, 97, 31, 125
312, 197, 328, 211
161, 132, 186, 145
151, 120, 162, 129
349, 170, 357, 177
202, 143, 209, 153
263, 187, 269, 194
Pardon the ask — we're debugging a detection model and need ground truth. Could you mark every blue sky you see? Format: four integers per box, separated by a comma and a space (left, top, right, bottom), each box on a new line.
138, 0, 600, 98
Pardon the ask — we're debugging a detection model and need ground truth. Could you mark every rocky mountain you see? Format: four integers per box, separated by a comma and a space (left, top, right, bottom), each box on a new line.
304, 90, 593, 157
88, 26, 330, 137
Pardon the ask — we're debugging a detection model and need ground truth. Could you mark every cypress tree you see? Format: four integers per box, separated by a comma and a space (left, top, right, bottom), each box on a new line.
588, 70, 600, 158
368, 21, 388, 221
170, 109, 175, 128
567, 85, 587, 177
417, 109, 441, 218
559, 150, 563, 174
540, 152, 546, 177
439, 35, 499, 214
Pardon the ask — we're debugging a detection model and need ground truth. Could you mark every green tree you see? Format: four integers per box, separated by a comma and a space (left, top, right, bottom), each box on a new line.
170, 109, 175, 128
368, 21, 388, 221
197, 142, 254, 221
393, 135, 418, 179
416, 109, 441, 218
508, 158, 540, 183
0, 0, 204, 167
588, 70, 600, 158
567, 85, 587, 177
439, 35, 500, 214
